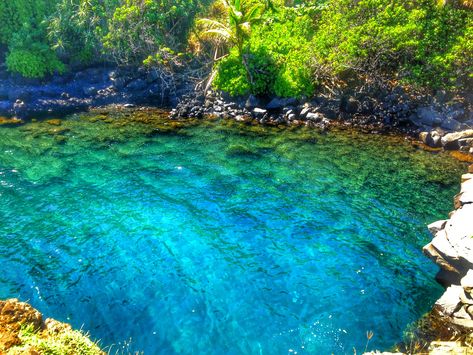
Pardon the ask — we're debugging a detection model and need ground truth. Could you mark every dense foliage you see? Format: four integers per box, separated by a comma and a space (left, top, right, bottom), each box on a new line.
0, 0, 65, 78
0, 0, 471, 97
209, 0, 472, 96
311, 0, 473, 90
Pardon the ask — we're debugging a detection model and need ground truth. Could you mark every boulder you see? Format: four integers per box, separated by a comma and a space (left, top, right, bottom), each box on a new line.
424, 203, 473, 283
266, 97, 297, 110
419, 131, 429, 144
461, 270, 473, 292
462, 174, 473, 183
245, 95, 261, 109
415, 106, 443, 127
340, 96, 360, 114
420, 130, 443, 148
461, 178, 473, 193
126, 78, 147, 91
306, 112, 323, 122
252, 107, 267, 119
429, 341, 472, 354
459, 138, 473, 148
441, 118, 465, 131
299, 104, 312, 119
459, 192, 473, 205
446, 105, 468, 122
441, 204, 473, 269
428, 220, 447, 235
436, 285, 463, 316
441, 130, 473, 150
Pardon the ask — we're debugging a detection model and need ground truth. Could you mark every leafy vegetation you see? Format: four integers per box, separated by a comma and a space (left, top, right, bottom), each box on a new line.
203, 0, 472, 96
0, 0, 470, 97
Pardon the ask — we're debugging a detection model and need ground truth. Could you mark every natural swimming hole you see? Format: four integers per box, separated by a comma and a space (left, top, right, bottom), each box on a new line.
0, 110, 466, 353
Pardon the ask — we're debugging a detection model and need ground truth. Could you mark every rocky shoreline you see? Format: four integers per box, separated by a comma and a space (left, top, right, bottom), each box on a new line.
0, 63, 471, 149
422, 164, 473, 332
0, 298, 103, 354
0, 65, 192, 119
368, 165, 473, 354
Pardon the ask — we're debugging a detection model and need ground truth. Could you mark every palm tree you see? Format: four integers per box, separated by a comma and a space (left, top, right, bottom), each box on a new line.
197, 0, 266, 87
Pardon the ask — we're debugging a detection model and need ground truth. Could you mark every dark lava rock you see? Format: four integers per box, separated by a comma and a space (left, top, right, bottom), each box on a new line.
126, 79, 147, 92
245, 95, 262, 109
340, 96, 360, 114
414, 106, 443, 127
266, 97, 297, 110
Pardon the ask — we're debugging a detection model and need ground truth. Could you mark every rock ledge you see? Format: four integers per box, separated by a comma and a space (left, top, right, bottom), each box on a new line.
0, 298, 103, 354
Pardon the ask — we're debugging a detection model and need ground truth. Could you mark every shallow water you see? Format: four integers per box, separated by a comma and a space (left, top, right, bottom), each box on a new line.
0, 110, 466, 354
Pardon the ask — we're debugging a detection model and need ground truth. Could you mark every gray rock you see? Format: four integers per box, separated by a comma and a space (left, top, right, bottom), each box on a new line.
252, 107, 267, 119
441, 117, 465, 131
83, 86, 97, 96
299, 107, 311, 119
461, 178, 473, 193
439, 204, 473, 270
461, 270, 473, 290
436, 285, 463, 316
428, 220, 447, 235
266, 97, 297, 110
453, 304, 473, 320
245, 95, 261, 109
419, 131, 429, 144
441, 130, 473, 150
430, 131, 442, 147
415, 106, 443, 127
340, 96, 360, 114
126, 79, 147, 91
420, 131, 443, 148
446, 106, 468, 122
459, 192, 473, 205
459, 138, 473, 148
306, 112, 322, 122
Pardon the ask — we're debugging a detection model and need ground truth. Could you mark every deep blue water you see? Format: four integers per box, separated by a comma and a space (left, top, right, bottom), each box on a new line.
0, 110, 465, 354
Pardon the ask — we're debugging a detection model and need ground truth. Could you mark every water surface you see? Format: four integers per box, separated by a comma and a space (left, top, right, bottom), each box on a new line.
0, 110, 465, 353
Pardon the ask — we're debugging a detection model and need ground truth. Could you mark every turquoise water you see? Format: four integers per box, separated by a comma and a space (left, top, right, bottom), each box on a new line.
0, 110, 465, 354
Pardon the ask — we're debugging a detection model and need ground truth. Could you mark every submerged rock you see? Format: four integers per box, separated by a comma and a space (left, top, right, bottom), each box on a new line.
0, 117, 23, 126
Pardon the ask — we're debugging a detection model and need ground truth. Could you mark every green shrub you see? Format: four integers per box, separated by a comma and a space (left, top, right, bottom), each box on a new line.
213, 50, 251, 96
0, 0, 57, 45
48, 0, 119, 65
103, 0, 212, 65
311, 0, 473, 90
212, 5, 317, 97
6, 48, 65, 78
0, 0, 66, 78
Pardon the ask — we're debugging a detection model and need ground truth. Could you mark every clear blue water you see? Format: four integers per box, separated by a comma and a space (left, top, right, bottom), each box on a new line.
0, 110, 465, 354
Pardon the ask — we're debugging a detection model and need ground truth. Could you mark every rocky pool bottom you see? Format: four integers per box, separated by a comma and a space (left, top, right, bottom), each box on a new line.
0, 109, 469, 354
